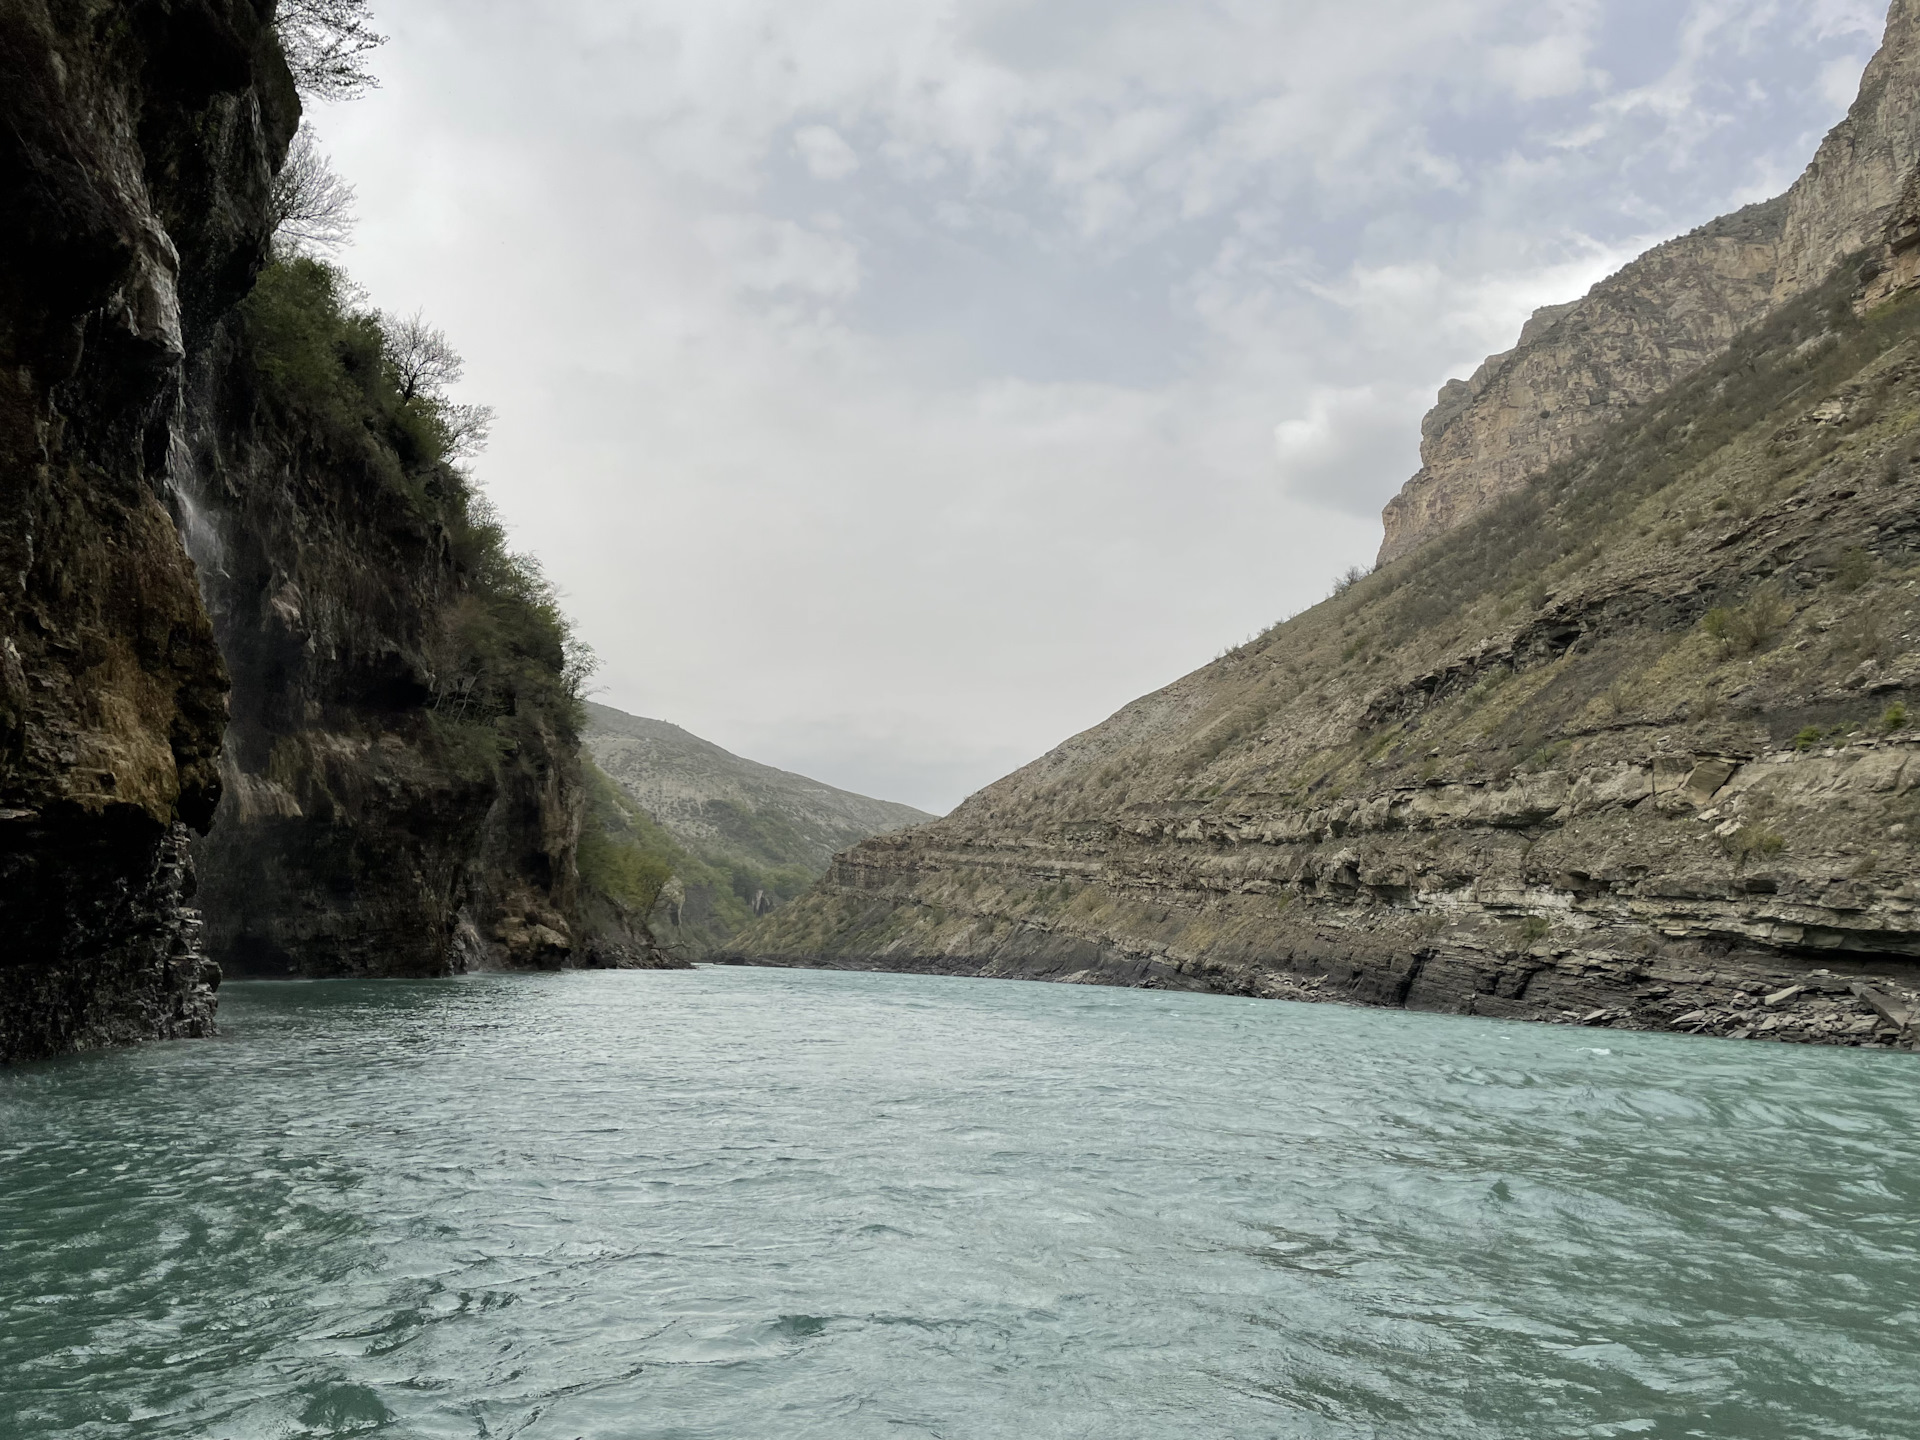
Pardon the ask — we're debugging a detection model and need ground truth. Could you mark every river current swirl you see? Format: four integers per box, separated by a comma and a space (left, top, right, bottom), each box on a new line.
2, 967, 1917, 1438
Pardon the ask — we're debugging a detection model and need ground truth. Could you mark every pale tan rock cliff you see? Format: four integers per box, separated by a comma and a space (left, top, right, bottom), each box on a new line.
1379, 0, 1920, 566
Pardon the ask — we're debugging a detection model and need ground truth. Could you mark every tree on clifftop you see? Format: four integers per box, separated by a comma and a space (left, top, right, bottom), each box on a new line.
383, 312, 495, 462
278, 0, 386, 100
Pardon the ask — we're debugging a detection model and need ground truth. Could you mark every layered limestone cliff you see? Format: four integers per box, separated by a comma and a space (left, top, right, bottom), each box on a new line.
0, 0, 296, 1062
732, 262, 1920, 1050
1381, 202, 1785, 564
1380, 0, 1920, 566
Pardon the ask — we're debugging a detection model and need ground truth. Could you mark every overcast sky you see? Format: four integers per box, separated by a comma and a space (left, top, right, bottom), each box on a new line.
316, 0, 1887, 813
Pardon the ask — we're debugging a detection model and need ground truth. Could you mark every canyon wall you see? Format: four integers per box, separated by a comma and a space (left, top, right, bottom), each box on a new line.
1379, 0, 1920, 566
186, 261, 595, 978
1, 6, 634, 1060
735, 1, 1920, 1055
735, 268, 1920, 1048
0, 0, 295, 1062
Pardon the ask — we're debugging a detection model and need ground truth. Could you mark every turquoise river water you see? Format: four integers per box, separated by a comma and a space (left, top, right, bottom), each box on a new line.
2, 967, 1917, 1439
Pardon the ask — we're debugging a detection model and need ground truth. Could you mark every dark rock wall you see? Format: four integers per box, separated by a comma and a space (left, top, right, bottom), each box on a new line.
3, 3, 610, 1058
184, 273, 590, 979
0, 0, 296, 1062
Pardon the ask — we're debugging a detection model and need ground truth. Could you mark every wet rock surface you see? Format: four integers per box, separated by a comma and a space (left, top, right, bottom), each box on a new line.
0, 815, 219, 1063
182, 263, 603, 980
0, 0, 295, 1062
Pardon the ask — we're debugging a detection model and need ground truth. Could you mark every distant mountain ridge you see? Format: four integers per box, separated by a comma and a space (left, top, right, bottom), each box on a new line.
580, 703, 932, 954
582, 702, 933, 873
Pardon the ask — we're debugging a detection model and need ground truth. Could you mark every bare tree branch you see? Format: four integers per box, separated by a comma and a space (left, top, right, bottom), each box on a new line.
380, 314, 494, 465
441, 402, 495, 462
383, 312, 464, 403
270, 123, 357, 256
278, 0, 386, 101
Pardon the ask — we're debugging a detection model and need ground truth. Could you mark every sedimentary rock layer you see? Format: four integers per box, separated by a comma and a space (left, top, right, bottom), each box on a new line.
1379, 0, 1920, 565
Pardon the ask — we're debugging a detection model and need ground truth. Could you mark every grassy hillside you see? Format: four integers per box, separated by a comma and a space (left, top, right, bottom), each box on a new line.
581, 703, 932, 956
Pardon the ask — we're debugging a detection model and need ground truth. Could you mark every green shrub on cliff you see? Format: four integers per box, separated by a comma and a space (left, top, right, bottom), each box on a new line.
1701, 587, 1792, 655
244, 258, 497, 503
239, 256, 591, 752
579, 766, 677, 917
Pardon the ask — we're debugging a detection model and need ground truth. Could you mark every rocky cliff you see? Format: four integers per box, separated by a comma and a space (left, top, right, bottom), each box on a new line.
0, 0, 296, 1062
1, 7, 622, 1061
732, 208, 1920, 1048
187, 259, 596, 978
1380, 0, 1920, 566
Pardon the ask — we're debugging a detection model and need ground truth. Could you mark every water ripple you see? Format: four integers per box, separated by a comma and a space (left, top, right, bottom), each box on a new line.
3, 968, 1917, 1438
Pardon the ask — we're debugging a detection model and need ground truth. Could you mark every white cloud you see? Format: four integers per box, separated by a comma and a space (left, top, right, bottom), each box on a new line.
699, 213, 863, 300
1274, 384, 1429, 504
1488, 32, 1600, 102
1817, 54, 1867, 108
793, 124, 861, 180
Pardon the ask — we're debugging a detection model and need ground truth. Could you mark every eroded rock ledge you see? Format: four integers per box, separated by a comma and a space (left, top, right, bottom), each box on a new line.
738, 734, 1918, 1052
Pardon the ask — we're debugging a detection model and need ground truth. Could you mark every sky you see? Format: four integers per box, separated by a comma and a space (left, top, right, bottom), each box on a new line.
315, 0, 1889, 814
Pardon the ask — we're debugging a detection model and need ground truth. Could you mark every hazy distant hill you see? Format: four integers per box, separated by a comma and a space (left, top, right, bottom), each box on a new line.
581, 702, 933, 952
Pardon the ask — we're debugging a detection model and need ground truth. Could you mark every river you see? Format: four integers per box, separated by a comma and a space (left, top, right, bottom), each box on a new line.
3, 967, 1916, 1438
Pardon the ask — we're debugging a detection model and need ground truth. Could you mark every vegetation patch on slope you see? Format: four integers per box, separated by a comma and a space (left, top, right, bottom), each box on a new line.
582, 703, 932, 955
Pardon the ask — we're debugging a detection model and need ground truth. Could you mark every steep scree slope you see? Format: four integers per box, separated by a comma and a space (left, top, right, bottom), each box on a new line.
732, 268, 1920, 1051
